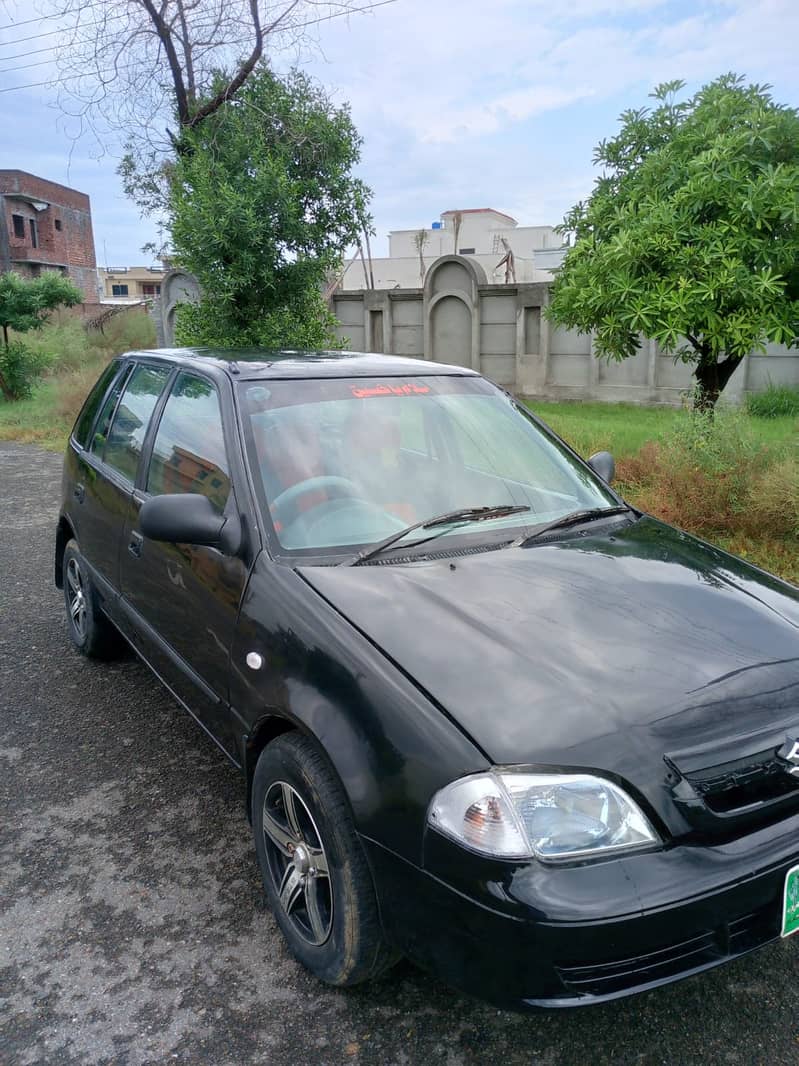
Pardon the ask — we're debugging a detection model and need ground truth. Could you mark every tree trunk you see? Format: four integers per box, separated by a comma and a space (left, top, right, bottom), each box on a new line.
693, 354, 743, 412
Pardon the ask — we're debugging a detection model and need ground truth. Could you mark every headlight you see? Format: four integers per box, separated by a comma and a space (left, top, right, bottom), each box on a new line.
428, 771, 658, 862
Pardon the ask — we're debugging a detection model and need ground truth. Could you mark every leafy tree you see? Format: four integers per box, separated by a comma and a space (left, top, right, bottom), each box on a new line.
168, 67, 369, 349
0, 272, 84, 400
548, 75, 799, 408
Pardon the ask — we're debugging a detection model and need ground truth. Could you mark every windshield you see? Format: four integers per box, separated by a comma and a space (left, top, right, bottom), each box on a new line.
240, 375, 617, 558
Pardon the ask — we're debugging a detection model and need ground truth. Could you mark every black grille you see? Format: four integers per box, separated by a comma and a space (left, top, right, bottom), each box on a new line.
667, 738, 799, 835
687, 748, 799, 814
556, 906, 778, 998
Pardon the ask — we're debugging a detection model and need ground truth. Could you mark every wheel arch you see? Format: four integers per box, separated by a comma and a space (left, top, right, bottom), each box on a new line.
55, 515, 76, 589
244, 713, 300, 820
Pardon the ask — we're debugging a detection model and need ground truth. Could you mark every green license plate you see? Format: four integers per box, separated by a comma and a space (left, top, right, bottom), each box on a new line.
782, 864, 799, 938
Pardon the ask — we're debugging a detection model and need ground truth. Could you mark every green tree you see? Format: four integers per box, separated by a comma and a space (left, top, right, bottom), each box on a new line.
167, 67, 369, 349
0, 272, 84, 400
548, 75, 799, 409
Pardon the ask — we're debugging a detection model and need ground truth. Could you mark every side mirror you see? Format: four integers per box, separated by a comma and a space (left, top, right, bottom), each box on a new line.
139, 493, 241, 553
587, 450, 615, 484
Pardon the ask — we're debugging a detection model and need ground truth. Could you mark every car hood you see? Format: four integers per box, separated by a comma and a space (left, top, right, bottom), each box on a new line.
298, 517, 799, 821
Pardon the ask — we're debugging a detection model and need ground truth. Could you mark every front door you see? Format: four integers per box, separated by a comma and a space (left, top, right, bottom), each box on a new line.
119, 370, 249, 759
72, 362, 170, 607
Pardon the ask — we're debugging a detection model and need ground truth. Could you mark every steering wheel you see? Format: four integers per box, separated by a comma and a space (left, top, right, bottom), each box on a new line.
270, 475, 362, 527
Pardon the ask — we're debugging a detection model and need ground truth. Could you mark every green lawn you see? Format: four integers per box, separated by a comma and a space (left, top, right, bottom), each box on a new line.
526, 400, 797, 460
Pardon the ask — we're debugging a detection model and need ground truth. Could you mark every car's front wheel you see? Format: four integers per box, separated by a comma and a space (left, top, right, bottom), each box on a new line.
252, 731, 398, 986
62, 540, 123, 659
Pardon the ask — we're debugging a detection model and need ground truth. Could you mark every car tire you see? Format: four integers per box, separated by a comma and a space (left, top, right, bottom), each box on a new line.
252, 731, 399, 987
62, 539, 123, 660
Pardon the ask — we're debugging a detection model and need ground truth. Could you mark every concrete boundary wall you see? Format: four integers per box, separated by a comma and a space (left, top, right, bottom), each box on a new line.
331, 256, 798, 404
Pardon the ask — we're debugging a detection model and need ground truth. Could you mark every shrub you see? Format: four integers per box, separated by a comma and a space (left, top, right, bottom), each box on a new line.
615, 409, 785, 538
54, 359, 112, 424
748, 456, 799, 537
11, 308, 157, 384
98, 308, 156, 353
174, 291, 343, 351
0, 340, 53, 400
746, 383, 799, 418
22, 317, 92, 373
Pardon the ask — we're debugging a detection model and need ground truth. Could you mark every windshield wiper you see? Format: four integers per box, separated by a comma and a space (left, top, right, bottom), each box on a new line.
349, 505, 531, 566
514, 505, 631, 547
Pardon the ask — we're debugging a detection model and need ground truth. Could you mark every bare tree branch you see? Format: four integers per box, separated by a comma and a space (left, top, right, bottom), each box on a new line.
185, 0, 271, 128
138, 0, 191, 124
47, 0, 389, 228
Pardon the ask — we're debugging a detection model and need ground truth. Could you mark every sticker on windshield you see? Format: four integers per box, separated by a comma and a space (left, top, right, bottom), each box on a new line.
350, 383, 431, 399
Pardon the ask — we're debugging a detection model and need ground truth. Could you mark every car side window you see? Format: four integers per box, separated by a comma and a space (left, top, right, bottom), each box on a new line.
89, 364, 132, 457
146, 372, 232, 513
101, 364, 170, 483
73, 360, 121, 448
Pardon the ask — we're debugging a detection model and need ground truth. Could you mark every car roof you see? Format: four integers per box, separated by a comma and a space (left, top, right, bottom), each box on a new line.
124, 348, 480, 380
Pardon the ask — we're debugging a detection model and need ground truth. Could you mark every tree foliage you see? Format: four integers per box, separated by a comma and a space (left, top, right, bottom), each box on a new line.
168, 67, 369, 349
0, 272, 84, 400
548, 75, 799, 407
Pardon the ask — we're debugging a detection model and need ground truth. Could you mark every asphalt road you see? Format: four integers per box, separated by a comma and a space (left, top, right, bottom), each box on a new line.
1, 439, 798, 1066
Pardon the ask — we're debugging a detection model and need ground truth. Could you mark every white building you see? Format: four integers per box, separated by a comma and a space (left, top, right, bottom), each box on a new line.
338, 208, 567, 290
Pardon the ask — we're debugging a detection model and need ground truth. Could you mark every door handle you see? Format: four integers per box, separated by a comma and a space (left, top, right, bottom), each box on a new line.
73, 483, 85, 503
128, 530, 144, 558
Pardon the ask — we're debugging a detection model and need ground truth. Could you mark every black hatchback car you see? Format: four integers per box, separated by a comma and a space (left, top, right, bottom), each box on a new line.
56, 348, 799, 1008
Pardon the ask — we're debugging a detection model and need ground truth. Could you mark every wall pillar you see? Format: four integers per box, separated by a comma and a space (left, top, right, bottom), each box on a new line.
514, 298, 525, 392
539, 289, 551, 388
647, 337, 658, 399
588, 331, 600, 395
384, 296, 394, 354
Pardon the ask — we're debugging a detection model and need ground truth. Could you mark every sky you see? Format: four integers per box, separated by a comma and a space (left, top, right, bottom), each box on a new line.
1, 0, 798, 264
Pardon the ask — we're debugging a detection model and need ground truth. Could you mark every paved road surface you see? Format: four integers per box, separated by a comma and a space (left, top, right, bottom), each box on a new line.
1, 440, 797, 1066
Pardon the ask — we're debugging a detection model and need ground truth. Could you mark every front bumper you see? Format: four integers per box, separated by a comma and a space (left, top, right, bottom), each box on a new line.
363, 811, 799, 1008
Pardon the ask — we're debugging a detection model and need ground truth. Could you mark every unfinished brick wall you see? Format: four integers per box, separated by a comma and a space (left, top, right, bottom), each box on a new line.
0, 170, 99, 302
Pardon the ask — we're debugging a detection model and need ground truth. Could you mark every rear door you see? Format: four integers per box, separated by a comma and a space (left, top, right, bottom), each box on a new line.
118, 369, 250, 759
69, 360, 170, 603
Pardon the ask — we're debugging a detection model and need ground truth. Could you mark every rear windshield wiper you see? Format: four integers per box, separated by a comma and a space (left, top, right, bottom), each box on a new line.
514, 505, 631, 547
349, 505, 531, 566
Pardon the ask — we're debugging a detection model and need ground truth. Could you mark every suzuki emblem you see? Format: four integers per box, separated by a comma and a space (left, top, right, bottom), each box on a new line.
777, 737, 799, 777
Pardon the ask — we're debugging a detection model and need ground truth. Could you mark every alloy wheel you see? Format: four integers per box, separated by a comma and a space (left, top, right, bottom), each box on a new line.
66, 557, 88, 641
262, 780, 333, 946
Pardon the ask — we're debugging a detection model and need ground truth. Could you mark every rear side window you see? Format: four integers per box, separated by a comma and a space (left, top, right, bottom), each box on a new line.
102, 364, 170, 483
73, 361, 121, 448
146, 372, 231, 512
90, 365, 132, 457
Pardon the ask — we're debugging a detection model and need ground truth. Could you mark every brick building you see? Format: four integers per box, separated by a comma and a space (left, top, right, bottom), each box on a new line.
0, 170, 99, 302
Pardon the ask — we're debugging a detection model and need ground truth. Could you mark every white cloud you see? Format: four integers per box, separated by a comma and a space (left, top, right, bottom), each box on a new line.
3, 0, 798, 261
417, 86, 596, 143
307, 0, 799, 140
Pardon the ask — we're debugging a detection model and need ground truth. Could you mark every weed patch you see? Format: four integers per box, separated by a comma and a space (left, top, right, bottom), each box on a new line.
746, 383, 799, 418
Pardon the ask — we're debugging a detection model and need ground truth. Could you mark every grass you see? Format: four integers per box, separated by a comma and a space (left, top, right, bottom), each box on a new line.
0, 308, 156, 450
527, 400, 796, 457
0, 357, 110, 450
746, 382, 799, 418
528, 399, 798, 586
